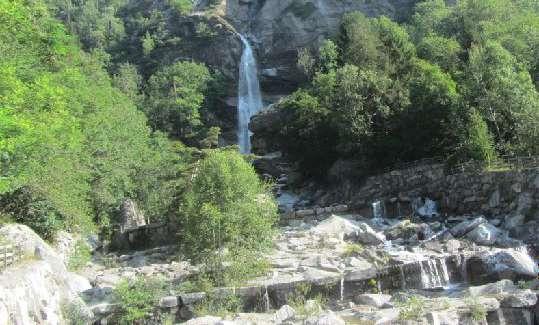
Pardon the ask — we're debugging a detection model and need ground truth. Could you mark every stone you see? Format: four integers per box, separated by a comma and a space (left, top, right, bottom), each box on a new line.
354, 294, 392, 308
500, 290, 538, 308
305, 312, 345, 325
467, 250, 539, 284
159, 296, 179, 308
180, 292, 207, 305
120, 198, 146, 231
466, 223, 500, 245
468, 279, 517, 296
450, 217, 487, 237
355, 223, 386, 245
272, 305, 295, 324
304, 300, 322, 314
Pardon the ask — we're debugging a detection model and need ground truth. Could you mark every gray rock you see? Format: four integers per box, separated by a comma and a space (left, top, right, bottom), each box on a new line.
467, 250, 539, 283
356, 223, 386, 245
159, 296, 179, 308
450, 217, 487, 237
500, 290, 537, 308
180, 292, 207, 305
468, 279, 517, 296
273, 305, 295, 324
354, 294, 392, 308
466, 223, 500, 245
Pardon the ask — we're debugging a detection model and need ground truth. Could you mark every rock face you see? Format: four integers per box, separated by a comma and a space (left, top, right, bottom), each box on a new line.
0, 224, 92, 324
223, 0, 419, 90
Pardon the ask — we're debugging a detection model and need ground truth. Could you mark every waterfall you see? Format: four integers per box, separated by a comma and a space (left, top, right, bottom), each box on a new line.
237, 35, 263, 154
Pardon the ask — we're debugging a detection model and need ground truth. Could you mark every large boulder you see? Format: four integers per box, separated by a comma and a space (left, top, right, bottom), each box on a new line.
0, 224, 93, 324
272, 305, 296, 324
467, 249, 539, 284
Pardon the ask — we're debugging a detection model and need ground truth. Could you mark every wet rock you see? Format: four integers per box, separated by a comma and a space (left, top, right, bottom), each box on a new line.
354, 294, 392, 308
272, 305, 295, 324
305, 312, 345, 325
466, 223, 500, 245
310, 215, 359, 240
450, 217, 487, 237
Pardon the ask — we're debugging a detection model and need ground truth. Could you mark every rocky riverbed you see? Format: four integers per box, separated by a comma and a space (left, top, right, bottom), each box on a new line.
0, 208, 538, 324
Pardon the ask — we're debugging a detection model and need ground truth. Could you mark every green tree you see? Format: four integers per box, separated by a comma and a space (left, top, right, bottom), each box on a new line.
145, 61, 212, 142
466, 41, 539, 154
180, 150, 277, 258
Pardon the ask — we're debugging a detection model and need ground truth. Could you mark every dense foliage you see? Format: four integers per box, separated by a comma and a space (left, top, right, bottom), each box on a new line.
279, 0, 539, 178
180, 150, 277, 257
0, 0, 186, 237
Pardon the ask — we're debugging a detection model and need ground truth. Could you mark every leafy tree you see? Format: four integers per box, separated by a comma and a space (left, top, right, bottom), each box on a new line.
180, 150, 277, 258
466, 41, 539, 155
278, 90, 337, 175
145, 61, 212, 142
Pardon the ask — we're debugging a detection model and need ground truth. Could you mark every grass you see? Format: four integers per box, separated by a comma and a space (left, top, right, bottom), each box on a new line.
342, 243, 364, 257
287, 283, 327, 318
465, 296, 487, 321
113, 276, 167, 324
397, 295, 426, 321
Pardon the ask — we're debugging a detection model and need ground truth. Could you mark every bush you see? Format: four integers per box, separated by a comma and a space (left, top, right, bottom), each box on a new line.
180, 149, 277, 258
397, 295, 425, 320
62, 300, 92, 325
113, 277, 166, 324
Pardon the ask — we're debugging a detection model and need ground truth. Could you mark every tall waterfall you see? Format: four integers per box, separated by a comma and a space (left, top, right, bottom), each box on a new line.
237, 35, 263, 154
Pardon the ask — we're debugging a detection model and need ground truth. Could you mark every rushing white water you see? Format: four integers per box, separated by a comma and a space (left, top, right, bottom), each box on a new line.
237, 35, 263, 154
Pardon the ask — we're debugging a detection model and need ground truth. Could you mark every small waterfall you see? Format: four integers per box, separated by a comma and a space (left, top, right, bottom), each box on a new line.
263, 284, 270, 312
340, 275, 344, 301
372, 200, 385, 218
237, 35, 263, 154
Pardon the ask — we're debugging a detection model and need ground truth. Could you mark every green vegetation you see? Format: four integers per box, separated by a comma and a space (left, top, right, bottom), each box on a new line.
287, 283, 327, 317
272, 1, 539, 179
397, 295, 426, 320
67, 239, 92, 271
342, 243, 364, 257
113, 277, 167, 324
465, 296, 487, 321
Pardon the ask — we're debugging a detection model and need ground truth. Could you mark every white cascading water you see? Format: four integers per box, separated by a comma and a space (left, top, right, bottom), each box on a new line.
237, 35, 263, 154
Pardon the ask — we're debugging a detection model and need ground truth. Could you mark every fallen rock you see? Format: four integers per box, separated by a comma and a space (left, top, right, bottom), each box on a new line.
468, 279, 517, 296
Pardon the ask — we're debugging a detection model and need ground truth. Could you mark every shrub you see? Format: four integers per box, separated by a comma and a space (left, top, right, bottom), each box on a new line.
465, 296, 487, 321
398, 295, 425, 320
180, 150, 277, 258
113, 277, 166, 324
